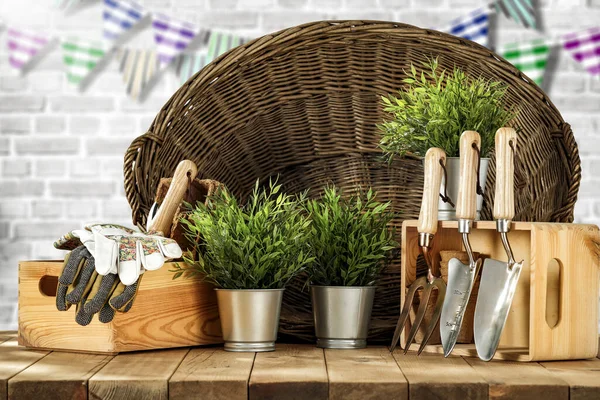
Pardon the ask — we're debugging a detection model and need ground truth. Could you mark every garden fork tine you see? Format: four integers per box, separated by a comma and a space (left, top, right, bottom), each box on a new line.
390, 148, 447, 354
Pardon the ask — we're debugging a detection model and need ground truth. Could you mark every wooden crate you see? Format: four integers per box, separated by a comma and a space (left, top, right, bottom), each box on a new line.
401, 221, 600, 362
18, 261, 222, 353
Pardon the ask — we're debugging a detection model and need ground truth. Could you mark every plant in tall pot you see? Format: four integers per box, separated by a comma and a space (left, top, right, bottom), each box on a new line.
378, 58, 516, 220
175, 180, 313, 352
305, 186, 397, 349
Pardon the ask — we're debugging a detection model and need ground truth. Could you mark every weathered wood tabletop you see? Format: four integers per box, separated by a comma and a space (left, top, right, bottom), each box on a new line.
1, 332, 599, 400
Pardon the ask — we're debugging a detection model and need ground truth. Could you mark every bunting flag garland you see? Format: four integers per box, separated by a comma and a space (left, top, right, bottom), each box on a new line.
499, 38, 553, 86
563, 27, 600, 76
438, 7, 492, 48
205, 31, 247, 64
6, 27, 51, 73
495, 0, 536, 29
178, 54, 206, 85
152, 13, 200, 70
62, 38, 106, 85
103, 0, 147, 49
118, 48, 159, 100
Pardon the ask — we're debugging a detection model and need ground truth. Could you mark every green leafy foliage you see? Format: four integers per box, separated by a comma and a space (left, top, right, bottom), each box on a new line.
173, 180, 314, 289
304, 187, 398, 287
378, 58, 516, 158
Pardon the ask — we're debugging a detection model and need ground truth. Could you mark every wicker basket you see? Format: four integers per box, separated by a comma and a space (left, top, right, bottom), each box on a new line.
123, 21, 581, 343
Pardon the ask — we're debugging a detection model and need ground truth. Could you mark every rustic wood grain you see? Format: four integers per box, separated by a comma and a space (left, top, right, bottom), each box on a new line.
393, 351, 487, 400
0, 333, 16, 344
169, 348, 255, 400
465, 357, 569, 400
249, 344, 328, 400
325, 347, 407, 400
541, 359, 600, 400
8, 352, 112, 400
597, 336, 599, 359
0, 339, 48, 400
88, 348, 188, 400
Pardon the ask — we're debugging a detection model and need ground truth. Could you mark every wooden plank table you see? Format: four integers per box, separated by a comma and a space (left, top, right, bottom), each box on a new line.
1, 333, 599, 400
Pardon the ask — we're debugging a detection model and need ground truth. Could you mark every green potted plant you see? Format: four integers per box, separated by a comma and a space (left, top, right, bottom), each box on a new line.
175, 180, 313, 352
305, 186, 397, 349
378, 58, 516, 220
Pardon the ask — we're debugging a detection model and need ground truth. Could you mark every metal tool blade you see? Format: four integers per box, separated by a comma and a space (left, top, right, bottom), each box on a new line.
440, 257, 481, 357
474, 257, 523, 361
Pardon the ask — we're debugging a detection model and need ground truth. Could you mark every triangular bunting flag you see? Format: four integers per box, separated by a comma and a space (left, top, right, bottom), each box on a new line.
118, 49, 159, 100
496, 0, 537, 29
103, 0, 147, 49
178, 54, 206, 85
499, 38, 553, 86
7, 27, 51, 73
152, 13, 200, 70
62, 38, 106, 85
205, 31, 247, 64
563, 27, 600, 76
438, 7, 492, 48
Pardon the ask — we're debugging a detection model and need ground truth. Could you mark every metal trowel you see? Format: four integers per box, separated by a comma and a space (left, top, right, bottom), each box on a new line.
440, 131, 484, 357
474, 127, 524, 362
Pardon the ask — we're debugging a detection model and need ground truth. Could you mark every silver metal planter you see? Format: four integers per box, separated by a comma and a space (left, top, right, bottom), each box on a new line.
215, 288, 284, 352
437, 157, 490, 221
311, 285, 376, 349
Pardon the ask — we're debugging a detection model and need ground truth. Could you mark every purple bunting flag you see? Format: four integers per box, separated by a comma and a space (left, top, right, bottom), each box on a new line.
152, 13, 200, 70
6, 27, 51, 73
563, 27, 600, 76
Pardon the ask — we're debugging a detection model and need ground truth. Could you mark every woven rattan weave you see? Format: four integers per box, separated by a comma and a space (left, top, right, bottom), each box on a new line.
123, 21, 580, 342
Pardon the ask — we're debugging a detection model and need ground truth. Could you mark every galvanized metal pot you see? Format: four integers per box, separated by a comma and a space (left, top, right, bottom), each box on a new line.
311, 285, 376, 349
215, 288, 284, 352
436, 157, 490, 221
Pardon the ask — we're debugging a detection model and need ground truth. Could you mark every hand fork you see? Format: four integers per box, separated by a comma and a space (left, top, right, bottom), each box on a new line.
390, 148, 447, 354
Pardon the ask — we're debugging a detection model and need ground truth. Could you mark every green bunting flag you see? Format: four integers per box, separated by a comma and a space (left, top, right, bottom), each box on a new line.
499, 38, 553, 86
496, 0, 537, 29
205, 31, 247, 64
178, 54, 206, 85
62, 38, 106, 86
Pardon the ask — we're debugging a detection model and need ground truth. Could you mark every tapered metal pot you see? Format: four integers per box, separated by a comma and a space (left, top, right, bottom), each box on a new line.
215, 288, 284, 352
311, 285, 376, 349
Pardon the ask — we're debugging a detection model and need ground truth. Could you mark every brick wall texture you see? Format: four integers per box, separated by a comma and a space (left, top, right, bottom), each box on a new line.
1, 0, 599, 330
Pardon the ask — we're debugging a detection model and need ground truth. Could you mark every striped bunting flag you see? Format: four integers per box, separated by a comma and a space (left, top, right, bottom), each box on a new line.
6, 27, 51, 73
118, 49, 159, 100
152, 13, 200, 70
103, 0, 147, 49
438, 7, 492, 48
62, 38, 106, 85
499, 38, 553, 86
496, 0, 536, 29
563, 27, 600, 76
205, 31, 247, 64
178, 54, 206, 85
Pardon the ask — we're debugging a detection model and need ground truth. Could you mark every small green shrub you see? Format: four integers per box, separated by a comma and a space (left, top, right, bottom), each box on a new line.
305, 187, 397, 287
173, 180, 313, 289
378, 58, 515, 158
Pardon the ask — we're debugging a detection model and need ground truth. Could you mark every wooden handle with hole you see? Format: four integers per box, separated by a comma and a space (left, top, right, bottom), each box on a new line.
418, 148, 446, 236
149, 160, 198, 235
493, 127, 517, 220
456, 131, 481, 220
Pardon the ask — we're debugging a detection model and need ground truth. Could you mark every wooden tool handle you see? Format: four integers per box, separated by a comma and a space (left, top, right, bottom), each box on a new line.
456, 131, 481, 220
418, 148, 446, 236
493, 127, 517, 220
149, 160, 198, 235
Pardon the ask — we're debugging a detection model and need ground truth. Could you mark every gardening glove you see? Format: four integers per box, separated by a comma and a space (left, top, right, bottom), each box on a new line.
56, 245, 142, 326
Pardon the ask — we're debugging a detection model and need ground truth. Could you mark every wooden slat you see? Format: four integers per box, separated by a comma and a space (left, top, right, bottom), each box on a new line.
88, 348, 188, 400
0, 333, 16, 344
249, 344, 328, 400
392, 351, 487, 400
541, 359, 600, 400
597, 336, 599, 359
325, 347, 407, 400
8, 352, 112, 400
0, 339, 48, 400
169, 348, 255, 400
465, 358, 569, 400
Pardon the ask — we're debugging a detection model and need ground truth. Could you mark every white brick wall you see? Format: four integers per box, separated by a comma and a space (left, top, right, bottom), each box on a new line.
0, 0, 598, 330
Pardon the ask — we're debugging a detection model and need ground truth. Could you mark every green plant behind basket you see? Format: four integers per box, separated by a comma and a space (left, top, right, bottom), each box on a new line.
175, 180, 314, 290
305, 186, 397, 287
378, 58, 515, 158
